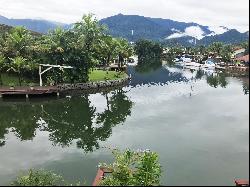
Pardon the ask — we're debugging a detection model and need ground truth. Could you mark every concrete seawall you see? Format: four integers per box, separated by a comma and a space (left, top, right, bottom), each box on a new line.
0, 76, 130, 99
57, 76, 130, 92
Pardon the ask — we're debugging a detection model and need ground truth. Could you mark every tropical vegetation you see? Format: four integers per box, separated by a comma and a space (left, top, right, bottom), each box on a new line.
11, 169, 83, 186
0, 14, 133, 86
99, 149, 162, 186
11, 149, 162, 186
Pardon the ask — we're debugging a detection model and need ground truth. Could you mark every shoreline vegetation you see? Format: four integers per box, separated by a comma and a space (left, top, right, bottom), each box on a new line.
0, 14, 133, 89
11, 149, 162, 186
0, 14, 249, 186
0, 13, 248, 90
1, 69, 128, 87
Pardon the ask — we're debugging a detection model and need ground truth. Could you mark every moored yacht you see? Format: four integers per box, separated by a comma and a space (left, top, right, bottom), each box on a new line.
202, 59, 216, 69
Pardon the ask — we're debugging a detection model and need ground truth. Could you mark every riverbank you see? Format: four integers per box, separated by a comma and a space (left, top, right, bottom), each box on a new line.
0, 71, 129, 98
0, 69, 127, 87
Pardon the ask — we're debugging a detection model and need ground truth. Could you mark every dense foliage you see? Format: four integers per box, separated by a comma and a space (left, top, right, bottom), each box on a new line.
99, 149, 162, 186
12, 169, 65, 186
0, 14, 133, 86
135, 39, 163, 61
11, 169, 84, 186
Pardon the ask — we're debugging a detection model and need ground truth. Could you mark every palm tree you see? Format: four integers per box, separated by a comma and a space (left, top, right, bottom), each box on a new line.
208, 42, 224, 57
220, 45, 233, 64
116, 38, 133, 70
98, 35, 119, 67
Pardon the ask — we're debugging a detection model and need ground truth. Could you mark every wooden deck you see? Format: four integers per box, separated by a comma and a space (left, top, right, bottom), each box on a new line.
92, 167, 112, 186
0, 86, 59, 98
226, 66, 249, 72
235, 179, 249, 186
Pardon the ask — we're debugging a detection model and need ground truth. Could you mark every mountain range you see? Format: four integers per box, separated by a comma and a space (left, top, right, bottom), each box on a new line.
0, 14, 248, 46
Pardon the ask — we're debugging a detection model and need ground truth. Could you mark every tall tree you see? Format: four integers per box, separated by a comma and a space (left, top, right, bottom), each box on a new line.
97, 35, 119, 67
73, 14, 106, 71
135, 39, 162, 61
3, 26, 33, 59
220, 44, 233, 63
116, 38, 133, 70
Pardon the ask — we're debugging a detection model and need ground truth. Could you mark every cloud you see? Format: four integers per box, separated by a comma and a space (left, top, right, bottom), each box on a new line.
167, 26, 205, 40
0, 0, 249, 32
167, 32, 186, 39
207, 26, 229, 36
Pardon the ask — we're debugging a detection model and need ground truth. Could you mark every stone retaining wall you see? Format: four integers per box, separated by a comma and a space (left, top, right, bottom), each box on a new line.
57, 76, 130, 92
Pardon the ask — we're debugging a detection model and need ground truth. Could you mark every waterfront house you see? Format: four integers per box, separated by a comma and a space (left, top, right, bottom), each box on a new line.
232, 48, 246, 58
234, 55, 249, 66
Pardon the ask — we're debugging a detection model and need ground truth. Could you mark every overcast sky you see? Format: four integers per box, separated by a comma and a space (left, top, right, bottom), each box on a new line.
0, 0, 249, 32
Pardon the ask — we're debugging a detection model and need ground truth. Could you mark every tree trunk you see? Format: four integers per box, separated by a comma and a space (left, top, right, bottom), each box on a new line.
105, 93, 110, 111
107, 55, 111, 67
0, 74, 2, 86
118, 54, 123, 71
18, 73, 22, 86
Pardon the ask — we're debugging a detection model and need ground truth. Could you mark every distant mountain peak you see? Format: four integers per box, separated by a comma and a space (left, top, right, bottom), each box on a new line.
0, 14, 66, 33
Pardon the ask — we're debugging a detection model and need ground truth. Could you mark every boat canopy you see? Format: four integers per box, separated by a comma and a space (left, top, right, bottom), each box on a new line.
206, 61, 215, 65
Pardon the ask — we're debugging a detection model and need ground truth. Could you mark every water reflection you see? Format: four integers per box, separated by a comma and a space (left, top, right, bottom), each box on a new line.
240, 77, 249, 95
0, 88, 133, 152
206, 73, 228, 88
0, 62, 249, 186
128, 62, 189, 87
0, 105, 40, 146
131, 58, 250, 98
135, 57, 162, 74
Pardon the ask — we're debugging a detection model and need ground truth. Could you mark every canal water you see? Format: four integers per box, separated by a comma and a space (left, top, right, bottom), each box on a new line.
0, 64, 249, 186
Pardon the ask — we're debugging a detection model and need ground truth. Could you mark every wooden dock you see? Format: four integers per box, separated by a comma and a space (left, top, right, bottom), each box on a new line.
0, 86, 59, 98
215, 65, 249, 72
215, 65, 226, 71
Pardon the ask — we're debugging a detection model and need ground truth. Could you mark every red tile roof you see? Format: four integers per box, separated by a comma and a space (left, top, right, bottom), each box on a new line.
235, 55, 249, 62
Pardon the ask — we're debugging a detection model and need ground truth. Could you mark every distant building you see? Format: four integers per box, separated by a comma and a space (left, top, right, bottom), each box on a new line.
232, 48, 246, 58
235, 55, 249, 63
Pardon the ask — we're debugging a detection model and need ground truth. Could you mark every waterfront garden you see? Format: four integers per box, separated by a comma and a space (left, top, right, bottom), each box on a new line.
0, 13, 249, 187
0, 14, 133, 87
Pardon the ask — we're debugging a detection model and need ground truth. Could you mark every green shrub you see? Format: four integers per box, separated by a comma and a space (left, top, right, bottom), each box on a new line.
99, 149, 162, 186
11, 169, 64, 186
9, 82, 15, 87
11, 169, 85, 186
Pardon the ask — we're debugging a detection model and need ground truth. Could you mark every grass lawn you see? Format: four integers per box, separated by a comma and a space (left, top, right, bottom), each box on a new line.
88, 69, 127, 82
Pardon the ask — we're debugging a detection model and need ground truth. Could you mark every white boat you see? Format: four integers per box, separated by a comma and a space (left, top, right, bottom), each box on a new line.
184, 61, 202, 67
174, 58, 181, 62
202, 60, 215, 69
181, 57, 192, 63
127, 56, 138, 66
